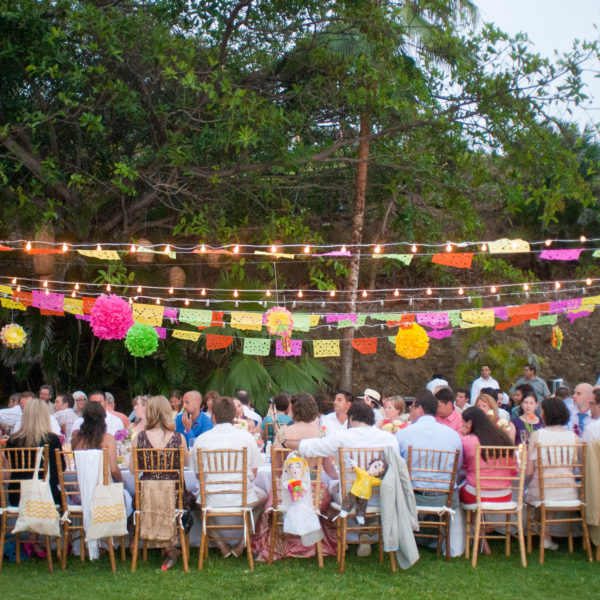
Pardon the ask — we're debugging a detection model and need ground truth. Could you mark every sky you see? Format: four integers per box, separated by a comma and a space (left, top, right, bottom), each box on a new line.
475, 0, 599, 130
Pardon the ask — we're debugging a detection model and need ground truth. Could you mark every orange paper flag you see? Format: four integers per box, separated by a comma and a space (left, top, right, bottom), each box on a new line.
351, 338, 378, 354
431, 253, 474, 269
206, 334, 233, 350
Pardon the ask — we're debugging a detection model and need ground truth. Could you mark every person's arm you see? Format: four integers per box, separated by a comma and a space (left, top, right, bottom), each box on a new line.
104, 435, 122, 482
297, 433, 338, 457
180, 435, 190, 468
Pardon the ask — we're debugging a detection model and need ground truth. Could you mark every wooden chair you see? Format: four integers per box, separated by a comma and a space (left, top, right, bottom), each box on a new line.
196, 448, 253, 570
526, 443, 593, 563
267, 448, 324, 566
0, 445, 55, 573
407, 447, 460, 561
462, 444, 527, 568
333, 447, 397, 575
55, 448, 126, 571
130, 446, 189, 572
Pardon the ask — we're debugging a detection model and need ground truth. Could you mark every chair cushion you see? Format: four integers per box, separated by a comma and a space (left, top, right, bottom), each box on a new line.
461, 501, 518, 511
528, 499, 582, 509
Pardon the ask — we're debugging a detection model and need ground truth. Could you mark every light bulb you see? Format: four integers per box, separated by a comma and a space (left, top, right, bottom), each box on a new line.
411, 244, 417, 253
394, 289, 400, 297
106, 283, 111, 292
298, 290, 303, 298
586, 278, 592, 286
233, 289, 239, 298
554, 281, 561, 290
490, 285, 496, 294
130, 244, 137, 252
16, 285, 20, 292
128, 298, 133, 305
97, 244, 102, 251
329, 290, 336, 297
11, 277, 16, 285
374, 245, 381, 254
156, 298, 161, 304
137, 286, 142, 293
523, 283, 529, 291
43, 280, 48, 288
71, 291, 76, 298
75, 282, 80, 290
304, 246, 310, 254
426, 288, 432, 295
233, 245, 240, 254
362, 289, 368, 297
446, 243, 452, 252
580, 235, 587, 243
168, 287, 174, 294
62, 243, 68, 252
25, 241, 31, 251
481, 243, 487, 252
45, 289, 49, 295
458, 287, 464, 295
270, 245, 277, 253
200, 244, 206, 253
341, 245, 347, 253
184, 299, 190, 306
545, 239, 552, 247
201, 288, 206, 296
165, 244, 171, 253
266, 289, 271, 297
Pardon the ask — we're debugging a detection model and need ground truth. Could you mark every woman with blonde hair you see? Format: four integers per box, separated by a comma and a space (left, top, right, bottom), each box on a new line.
4, 397, 62, 558
133, 395, 191, 571
475, 393, 516, 442
130, 394, 149, 441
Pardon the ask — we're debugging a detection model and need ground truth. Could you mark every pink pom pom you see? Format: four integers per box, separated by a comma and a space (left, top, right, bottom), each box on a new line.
90, 294, 134, 340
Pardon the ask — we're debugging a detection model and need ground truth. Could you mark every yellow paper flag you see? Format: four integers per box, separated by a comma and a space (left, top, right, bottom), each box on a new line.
0, 298, 25, 311
254, 250, 295, 259
309, 315, 321, 327
460, 309, 495, 328
132, 303, 164, 327
78, 249, 121, 261
230, 312, 263, 331
313, 339, 340, 357
0, 285, 13, 296
487, 239, 530, 254
581, 295, 600, 308
63, 297, 84, 316
172, 329, 201, 341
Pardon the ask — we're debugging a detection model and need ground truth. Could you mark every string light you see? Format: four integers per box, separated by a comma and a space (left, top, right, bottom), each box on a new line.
270, 245, 277, 253
26, 241, 32, 251
128, 298, 133, 305
266, 289, 272, 297
168, 287, 174, 294
523, 283, 530, 291
298, 290, 303, 298
42, 280, 48, 288
200, 244, 206, 253
586, 278, 593, 286
106, 283, 111, 292
394, 289, 400, 297
458, 287, 464, 296
233, 289, 239, 298
445, 242, 452, 252
165, 245, 171, 253
545, 239, 552, 247
329, 290, 336, 297
341, 245, 347, 253
580, 235, 587, 243
71, 291, 76, 298
481, 243, 487, 252
75, 283, 80, 291
136, 285, 142, 293
11, 277, 16, 285
490, 285, 497, 294
62, 243, 68, 252
411, 244, 417, 253
184, 299, 190, 306
155, 298, 161, 304
96, 244, 102, 251
45, 289, 49, 296
130, 244, 137, 252
16, 286, 20, 292
373, 245, 381, 254
555, 281, 561, 290
426, 287, 432, 295
362, 289, 368, 297
233, 245, 240, 254
304, 246, 310, 254
201, 288, 206, 296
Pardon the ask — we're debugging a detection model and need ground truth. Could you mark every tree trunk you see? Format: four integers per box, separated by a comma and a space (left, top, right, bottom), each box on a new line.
339, 111, 371, 390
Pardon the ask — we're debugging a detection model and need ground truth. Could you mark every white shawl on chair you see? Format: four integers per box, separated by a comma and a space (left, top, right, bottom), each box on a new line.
74, 449, 103, 560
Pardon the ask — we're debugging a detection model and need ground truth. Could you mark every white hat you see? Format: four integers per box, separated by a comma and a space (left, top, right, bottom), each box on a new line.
426, 378, 448, 394
358, 388, 381, 403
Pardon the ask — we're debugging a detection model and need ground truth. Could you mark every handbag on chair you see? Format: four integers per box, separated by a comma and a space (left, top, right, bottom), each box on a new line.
87, 461, 127, 541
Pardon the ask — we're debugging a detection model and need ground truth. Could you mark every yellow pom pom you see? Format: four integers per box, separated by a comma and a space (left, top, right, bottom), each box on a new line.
395, 323, 429, 359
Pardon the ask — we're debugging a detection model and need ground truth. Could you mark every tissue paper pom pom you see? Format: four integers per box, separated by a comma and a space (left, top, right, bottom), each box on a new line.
395, 323, 429, 359
551, 325, 563, 350
90, 294, 134, 340
0, 324, 27, 348
265, 306, 294, 337
125, 323, 158, 357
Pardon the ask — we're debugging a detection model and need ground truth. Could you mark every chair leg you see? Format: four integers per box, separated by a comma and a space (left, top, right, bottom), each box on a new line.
526, 506, 532, 554
131, 522, 140, 572
581, 510, 593, 563
45, 535, 53, 573
505, 514, 511, 556
198, 523, 206, 570
180, 527, 189, 573
62, 523, 70, 570
517, 511, 527, 568
568, 520, 574, 554
464, 511, 471, 560
338, 518, 347, 575
107, 537, 116, 572
0, 516, 6, 573
267, 512, 278, 566
142, 541, 148, 562
316, 539, 324, 568
245, 513, 254, 571
471, 509, 482, 568
445, 515, 451, 562
120, 536, 126, 561
389, 548, 397, 573
15, 532, 20, 564
539, 506, 546, 565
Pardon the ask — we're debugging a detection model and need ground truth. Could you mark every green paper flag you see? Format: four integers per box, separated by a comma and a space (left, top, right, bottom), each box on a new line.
243, 337, 271, 356
529, 314, 558, 327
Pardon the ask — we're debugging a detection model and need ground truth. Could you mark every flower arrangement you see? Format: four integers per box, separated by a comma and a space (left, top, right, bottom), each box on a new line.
381, 418, 410, 434
395, 323, 429, 359
90, 294, 133, 340
114, 428, 132, 442
233, 417, 249, 431
0, 323, 27, 348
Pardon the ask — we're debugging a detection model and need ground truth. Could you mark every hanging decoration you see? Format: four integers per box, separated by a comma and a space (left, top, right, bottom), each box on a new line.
265, 306, 294, 352
395, 323, 429, 359
125, 323, 159, 357
0, 323, 27, 348
551, 325, 563, 350
90, 294, 134, 340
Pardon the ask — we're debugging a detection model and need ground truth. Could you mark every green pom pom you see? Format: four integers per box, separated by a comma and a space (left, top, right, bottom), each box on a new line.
125, 323, 159, 357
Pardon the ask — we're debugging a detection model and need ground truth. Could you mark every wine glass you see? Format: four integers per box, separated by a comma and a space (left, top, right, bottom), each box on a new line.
520, 429, 528, 444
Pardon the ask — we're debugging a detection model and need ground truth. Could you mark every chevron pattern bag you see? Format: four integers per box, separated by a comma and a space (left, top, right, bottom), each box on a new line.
13, 447, 60, 537
87, 465, 127, 541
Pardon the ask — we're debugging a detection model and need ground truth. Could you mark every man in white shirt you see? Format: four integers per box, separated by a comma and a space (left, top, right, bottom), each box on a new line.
0, 391, 62, 436
320, 390, 353, 436
53, 392, 79, 438
192, 396, 266, 557
583, 388, 600, 443
470, 364, 500, 403
71, 390, 123, 437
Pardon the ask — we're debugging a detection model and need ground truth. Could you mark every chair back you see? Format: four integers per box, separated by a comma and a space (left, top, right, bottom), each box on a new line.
0, 445, 49, 508
131, 446, 185, 510
474, 445, 526, 503
196, 448, 248, 508
536, 443, 585, 502
338, 447, 385, 504
0, 423, 15, 437
271, 448, 322, 511
407, 447, 460, 505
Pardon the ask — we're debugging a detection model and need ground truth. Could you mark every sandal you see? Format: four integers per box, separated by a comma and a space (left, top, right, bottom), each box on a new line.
161, 548, 181, 571
216, 542, 232, 558
231, 541, 246, 558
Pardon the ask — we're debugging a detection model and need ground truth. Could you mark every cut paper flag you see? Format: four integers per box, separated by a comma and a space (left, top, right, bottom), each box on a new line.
292, 314, 311, 332
211, 311, 225, 328
206, 334, 233, 350
32, 290, 64, 313
460, 309, 495, 328
582, 295, 600, 308
275, 339, 302, 357
529, 314, 558, 327
351, 338, 377, 354
539, 248, 583, 261
593, 249, 600, 258
373, 254, 413, 265
172, 329, 200, 341
549, 299, 582, 314
431, 252, 474, 269
417, 312, 450, 330
136, 246, 176, 259
0, 298, 26, 311
63, 297, 84, 316
565, 310, 592, 323
77, 249, 121, 261
82, 297, 97, 314
179, 308, 212, 328
155, 327, 167, 339
311, 251, 351, 258
447, 310, 462, 328
254, 250, 295, 259
163, 307, 178, 322
243, 337, 271, 356
40, 309, 64, 316
337, 315, 367, 328
487, 238, 530, 254
387, 314, 415, 327
76, 314, 91, 322
25, 248, 63, 255
0, 285, 13, 296
14, 291, 33, 307
326, 314, 357, 324
192, 248, 232, 256
231, 311, 263, 331
132, 303, 164, 327
313, 339, 340, 358
0, 245, 13, 251
309, 315, 320, 327
427, 329, 453, 340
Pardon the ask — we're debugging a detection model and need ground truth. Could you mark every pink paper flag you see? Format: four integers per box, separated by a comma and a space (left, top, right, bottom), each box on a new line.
427, 329, 453, 339
417, 312, 450, 329
549, 298, 582, 314
76, 314, 91, 322
275, 339, 302, 357
565, 310, 591, 323
154, 327, 167, 339
163, 308, 178, 322
312, 251, 351, 257
326, 313, 357, 323
32, 290, 64, 312
540, 248, 584, 261
493, 306, 509, 320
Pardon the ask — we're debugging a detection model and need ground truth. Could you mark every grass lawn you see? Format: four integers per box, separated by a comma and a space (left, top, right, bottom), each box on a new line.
1, 540, 597, 600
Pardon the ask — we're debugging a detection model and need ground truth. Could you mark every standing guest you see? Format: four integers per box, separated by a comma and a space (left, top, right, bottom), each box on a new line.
3, 398, 62, 558
235, 390, 262, 426
72, 391, 88, 417
169, 391, 183, 416
357, 388, 384, 426
38, 384, 54, 405
470, 365, 500, 403
261, 393, 292, 442
454, 388, 470, 414
319, 390, 353, 436
200, 390, 219, 420
71, 391, 123, 437
105, 392, 131, 428
134, 395, 191, 571
511, 393, 543, 444
175, 390, 213, 448
568, 382, 593, 438
509, 383, 535, 419
583, 388, 600, 443
509, 364, 550, 403
435, 387, 463, 434
54, 392, 79, 439
130, 395, 149, 442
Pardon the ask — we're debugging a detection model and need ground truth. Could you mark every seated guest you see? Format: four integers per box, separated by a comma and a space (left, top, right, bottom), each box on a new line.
130, 394, 148, 442
510, 383, 535, 419
72, 390, 87, 417
511, 393, 543, 443
381, 396, 409, 430
475, 393, 516, 442
169, 391, 183, 417
235, 390, 262, 427
583, 388, 600, 443
200, 390, 219, 420
319, 391, 353, 436
435, 387, 462, 434
314, 393, 334, 418
175, 390, 213, 447
261, 393, 292, 442
71, 391, 123, 437
192, 396, 266, 559
53, 392, 79, 439
454, 388, 470, 414
105, 392, 131, 428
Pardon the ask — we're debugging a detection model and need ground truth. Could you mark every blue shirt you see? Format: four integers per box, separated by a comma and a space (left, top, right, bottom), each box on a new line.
175, 411, 213, 447
395, 415, 463, 490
